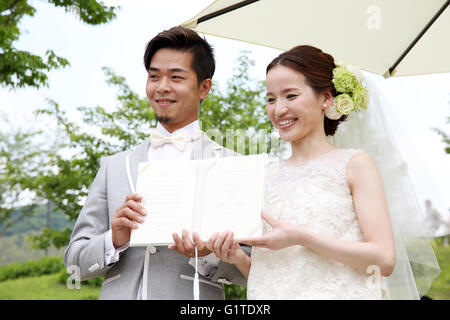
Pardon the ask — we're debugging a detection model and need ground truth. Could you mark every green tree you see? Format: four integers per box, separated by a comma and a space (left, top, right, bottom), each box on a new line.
433, 116, 450, 154
0, 118, 46, 236
431, 100, 450, 246
0, 0, 116, 89
201, 51, 278, 155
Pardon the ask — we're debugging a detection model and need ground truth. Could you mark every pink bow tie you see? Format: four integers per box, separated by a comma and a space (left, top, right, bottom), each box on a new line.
150, 130, 199, 152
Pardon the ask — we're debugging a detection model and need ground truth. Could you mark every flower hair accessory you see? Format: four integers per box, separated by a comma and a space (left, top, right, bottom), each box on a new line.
325, 64, 369, 120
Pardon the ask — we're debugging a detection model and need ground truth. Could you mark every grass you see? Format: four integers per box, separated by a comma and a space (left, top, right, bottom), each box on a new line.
424, 242, 450, 300
0, 273, 100, 300
0, 242, 447, 300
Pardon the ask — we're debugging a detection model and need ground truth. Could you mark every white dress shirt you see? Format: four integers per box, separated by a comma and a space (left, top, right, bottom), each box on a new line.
104, 120, 200, 265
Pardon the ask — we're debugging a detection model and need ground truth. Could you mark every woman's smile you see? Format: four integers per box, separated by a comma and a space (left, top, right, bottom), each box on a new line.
277, 117, 298, 129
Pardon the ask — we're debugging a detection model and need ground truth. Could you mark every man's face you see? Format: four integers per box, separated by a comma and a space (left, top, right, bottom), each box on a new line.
146, 48, 211, 132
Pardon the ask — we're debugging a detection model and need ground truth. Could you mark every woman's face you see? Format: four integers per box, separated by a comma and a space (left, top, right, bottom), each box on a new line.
266, 65, 328, 142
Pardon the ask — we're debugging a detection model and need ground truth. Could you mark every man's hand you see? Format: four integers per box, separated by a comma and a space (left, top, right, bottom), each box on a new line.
111, 193, 147, 249
168, 229, 211, 258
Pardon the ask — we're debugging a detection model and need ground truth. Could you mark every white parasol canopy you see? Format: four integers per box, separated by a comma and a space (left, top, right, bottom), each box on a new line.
182, 0, 450, 78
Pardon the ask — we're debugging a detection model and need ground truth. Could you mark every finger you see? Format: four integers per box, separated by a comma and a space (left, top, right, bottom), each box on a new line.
222, 232, 234, 260
125, 199, 147, 216
182, 229, 195, 255
172, 232, 186, 255
125, 193, 143, 203
231, 240, 241, 250
116, 216, 139, 230
261, 211, 277, 227
168, 243, 183, 255
193, 232, 206, 251
223, 232, 233, 251
116, 200, 147, 218
213, 231, 229, 255
207, 232, 219, 251
237, 236, 266, 247
114, 207, 144, 226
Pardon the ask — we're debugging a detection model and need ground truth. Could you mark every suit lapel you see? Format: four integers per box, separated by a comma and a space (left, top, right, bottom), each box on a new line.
190, 131, 219, 160
129, 138, 150, 191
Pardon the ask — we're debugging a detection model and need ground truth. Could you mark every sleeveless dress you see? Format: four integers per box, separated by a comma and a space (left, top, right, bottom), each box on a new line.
247, 149, 386, 300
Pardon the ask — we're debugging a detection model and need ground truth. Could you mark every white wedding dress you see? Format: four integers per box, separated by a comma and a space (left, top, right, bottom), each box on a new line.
247, 148, 387, 300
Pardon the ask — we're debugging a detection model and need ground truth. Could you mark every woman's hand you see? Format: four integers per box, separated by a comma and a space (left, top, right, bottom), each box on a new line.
238, 211, 302, 250
207, 231, 247, 265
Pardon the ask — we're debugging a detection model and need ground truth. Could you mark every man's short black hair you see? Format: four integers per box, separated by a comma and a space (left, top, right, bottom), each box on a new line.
143, 26, 215, 85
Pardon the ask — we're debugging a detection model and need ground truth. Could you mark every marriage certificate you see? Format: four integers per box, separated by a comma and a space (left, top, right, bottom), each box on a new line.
130, 154, 267, 246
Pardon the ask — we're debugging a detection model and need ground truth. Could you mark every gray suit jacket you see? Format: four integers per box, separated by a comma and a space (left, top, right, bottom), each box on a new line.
64, 132, 250, 300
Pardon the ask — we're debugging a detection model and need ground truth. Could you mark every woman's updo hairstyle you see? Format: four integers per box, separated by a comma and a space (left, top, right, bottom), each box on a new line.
266, 45, 347, 136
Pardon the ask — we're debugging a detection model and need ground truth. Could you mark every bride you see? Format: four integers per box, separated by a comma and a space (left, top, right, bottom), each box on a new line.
206, 45, 440, 299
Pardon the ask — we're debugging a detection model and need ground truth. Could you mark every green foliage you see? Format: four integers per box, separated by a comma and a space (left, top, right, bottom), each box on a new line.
0, 203, 72, 265
0, 118, 47, 237
224, 284, 246, 300
0, 244, 448, 299
28, 227, 73, 250
0, 48, 70, 89
78, 66, 157, 150
432, 116, 450, 154
200, 51, 279, 155
0, 255, 64, 281
0, 203, 73, 237
0, 111, 70, 238
57, 268, 104, 287
48, 0, 116, 25
0, 0, 116, 89
426, 241, 450, 299
0, 273, 100, 300
0, 254, 104, 289
0, 233, 66, 265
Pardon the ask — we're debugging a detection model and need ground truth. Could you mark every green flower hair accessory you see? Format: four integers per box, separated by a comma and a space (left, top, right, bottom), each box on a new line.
332, 65, 357, 93
325, 64, 369, 120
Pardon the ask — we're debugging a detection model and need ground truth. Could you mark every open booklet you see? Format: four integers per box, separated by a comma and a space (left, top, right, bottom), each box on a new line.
129, 153, 268, 246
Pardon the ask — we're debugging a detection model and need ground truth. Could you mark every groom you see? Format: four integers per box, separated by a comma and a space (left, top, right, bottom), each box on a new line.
64, 26, 248, 299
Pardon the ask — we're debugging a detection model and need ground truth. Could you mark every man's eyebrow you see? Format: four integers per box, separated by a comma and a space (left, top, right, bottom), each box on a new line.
170, 68, 188, 73
148, 67, 188, 73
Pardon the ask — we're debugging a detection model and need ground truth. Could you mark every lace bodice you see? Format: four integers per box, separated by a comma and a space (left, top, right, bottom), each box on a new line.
246, 149, 385, 300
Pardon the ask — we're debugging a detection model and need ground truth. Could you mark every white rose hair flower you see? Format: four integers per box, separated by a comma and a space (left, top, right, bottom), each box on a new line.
325, 101, 343, 120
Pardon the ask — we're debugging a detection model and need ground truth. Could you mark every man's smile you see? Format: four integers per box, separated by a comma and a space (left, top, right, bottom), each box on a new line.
154, 97, 177, 107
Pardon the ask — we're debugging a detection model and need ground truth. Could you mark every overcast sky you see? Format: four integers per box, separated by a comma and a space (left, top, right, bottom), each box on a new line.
0, 0, 448, 217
